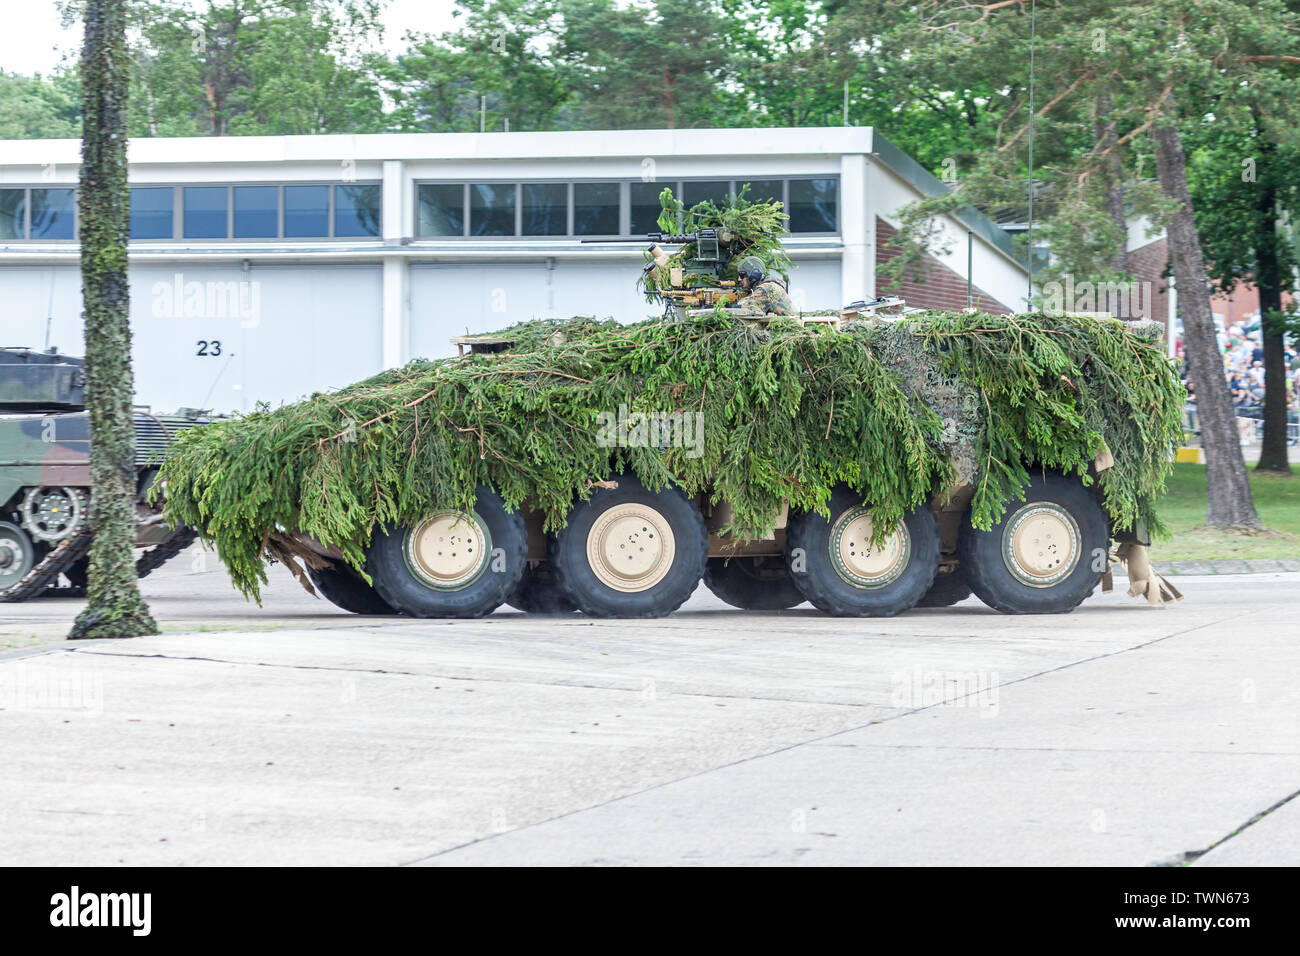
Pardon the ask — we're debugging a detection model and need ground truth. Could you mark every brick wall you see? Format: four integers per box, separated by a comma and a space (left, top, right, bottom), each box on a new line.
875, 217, 1013, 312
1126, 237, 1170, 324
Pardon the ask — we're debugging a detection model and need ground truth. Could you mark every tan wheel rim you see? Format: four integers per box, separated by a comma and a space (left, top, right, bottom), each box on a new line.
585, 503, 676, 593
404, 511, 491, 590
1002, 503, 1081, 587
830, 507, 910, 589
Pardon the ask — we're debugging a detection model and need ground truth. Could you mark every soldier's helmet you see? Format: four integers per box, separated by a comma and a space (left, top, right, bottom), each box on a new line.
737, 256, 766, 284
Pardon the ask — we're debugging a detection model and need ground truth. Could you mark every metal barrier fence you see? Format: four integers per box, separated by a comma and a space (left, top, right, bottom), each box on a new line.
1184, 405, 1300, 446
1233, 417, 1300, 446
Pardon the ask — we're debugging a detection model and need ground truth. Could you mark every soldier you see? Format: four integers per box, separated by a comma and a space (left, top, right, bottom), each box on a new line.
731, 256, 795, 316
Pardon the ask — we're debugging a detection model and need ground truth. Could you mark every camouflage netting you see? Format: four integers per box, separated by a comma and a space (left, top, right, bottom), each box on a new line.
156, 311, 1186, 601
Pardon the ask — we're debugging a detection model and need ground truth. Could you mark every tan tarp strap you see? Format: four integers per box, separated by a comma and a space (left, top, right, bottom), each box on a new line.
1110, 542, 1183, 606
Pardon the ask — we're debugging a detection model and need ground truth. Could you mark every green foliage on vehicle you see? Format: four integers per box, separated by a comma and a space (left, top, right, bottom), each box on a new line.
157, 310, 1185, 602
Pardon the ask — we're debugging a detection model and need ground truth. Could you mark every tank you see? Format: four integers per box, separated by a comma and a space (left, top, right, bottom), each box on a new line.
157, 194, 1185, 619
0, 347, 209, 600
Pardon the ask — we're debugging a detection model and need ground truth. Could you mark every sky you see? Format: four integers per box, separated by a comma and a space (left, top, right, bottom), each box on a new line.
0, 0, 466, 77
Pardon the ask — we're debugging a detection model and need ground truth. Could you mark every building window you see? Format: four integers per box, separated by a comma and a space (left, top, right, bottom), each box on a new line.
629, 181, 666, 235
417, 183, 465, 236
413, 176, 840, 239
234, 186, 278, 238
183, 186, 229, 239
130, 187, 173, 239
574, 182, 619, 236
284, 185, 330, 238
522, 182, 567, 236
0, 187, 78, 240
682, 180, 730, 209
470, 183, 515, 236
335, 183, 381, 237
787, 178, 838, 233
738, 179, 783, 204
29, 188, 76, 239
2, 181, 384, 242
0, 188, 26, 239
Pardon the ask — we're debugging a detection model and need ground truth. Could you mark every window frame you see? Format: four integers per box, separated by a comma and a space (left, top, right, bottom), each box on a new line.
783, 177, 842, 236
231, 184, 281, 240
0, 186, 80, 242
116, 181, 384, 242
412, 175, 841, 240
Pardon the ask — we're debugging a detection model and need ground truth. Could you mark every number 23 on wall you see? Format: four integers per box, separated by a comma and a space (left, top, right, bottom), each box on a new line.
196, 340, 223, 356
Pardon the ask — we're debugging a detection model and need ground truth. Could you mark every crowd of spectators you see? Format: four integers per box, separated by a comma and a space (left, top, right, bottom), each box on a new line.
1175, 317, 1300, 443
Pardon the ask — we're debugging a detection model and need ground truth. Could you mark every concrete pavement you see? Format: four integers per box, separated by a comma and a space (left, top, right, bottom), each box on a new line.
0, 557, 1296, 866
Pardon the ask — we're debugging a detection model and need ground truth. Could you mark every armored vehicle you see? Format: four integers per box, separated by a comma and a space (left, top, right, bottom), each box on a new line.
159, 199, 1183, 620
0, 347, 207, 601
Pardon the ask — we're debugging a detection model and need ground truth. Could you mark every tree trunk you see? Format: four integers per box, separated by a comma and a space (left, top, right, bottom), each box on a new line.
1151, 120, 1264, 529
1095, 93, 1129, 300
1253, 138, 1291, 473
70, 0, 158, 640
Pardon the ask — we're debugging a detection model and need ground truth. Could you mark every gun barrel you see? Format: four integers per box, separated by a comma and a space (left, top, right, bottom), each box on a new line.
579, 231, 711, 245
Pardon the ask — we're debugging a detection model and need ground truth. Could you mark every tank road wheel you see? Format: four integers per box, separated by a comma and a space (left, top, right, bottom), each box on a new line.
549, 476, 707, 618
21, 486, 85, 543
915, 566, 973, 608
704, 556, 805, 610
307, 562, 399, 615
958, 471, 1109, 615
364, 486, 526, 618
0, 522, 39, 593
507, 562, 578, 614
785, 487, 940, 617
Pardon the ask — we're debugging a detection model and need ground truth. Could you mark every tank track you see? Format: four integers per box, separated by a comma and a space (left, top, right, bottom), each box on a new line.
136, 526, 198, 580
0, 524, 197, 603
0, 528, 93, 602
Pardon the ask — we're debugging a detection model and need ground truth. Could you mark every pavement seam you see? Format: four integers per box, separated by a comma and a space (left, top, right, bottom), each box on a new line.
59, 650, 427, 678
35, 648, 905, 708
396, 609, 1248, 865
1175, 785, 1300, 867
815, 743, 1300, 757
0, 638, 119, 662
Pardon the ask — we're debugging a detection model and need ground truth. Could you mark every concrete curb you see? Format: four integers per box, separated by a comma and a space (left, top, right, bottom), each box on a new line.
1152, 558, 1300, 576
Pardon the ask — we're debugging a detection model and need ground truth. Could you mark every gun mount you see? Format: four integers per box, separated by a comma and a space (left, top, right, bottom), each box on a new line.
583, 228, 752, 317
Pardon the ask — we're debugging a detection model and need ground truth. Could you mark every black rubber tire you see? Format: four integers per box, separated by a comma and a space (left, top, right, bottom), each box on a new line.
704, 555, 805, 610
915, 566, 973, 608
0, 521, 39, 593
785, 487, 940, 617
365, 486, 526, 618
549, 475, 707, 618
958, 470, 1109, 614
507, 562, 578, 614
307, 561, 399, 615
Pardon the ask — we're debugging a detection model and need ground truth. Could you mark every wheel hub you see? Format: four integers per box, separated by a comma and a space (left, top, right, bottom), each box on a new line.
0, 523, 34, 586
830, 507, 910, 589
586, 503, 676, 593
404, 511, 491, 590
1002, 503, 1081, 587
21, 486, 85, 543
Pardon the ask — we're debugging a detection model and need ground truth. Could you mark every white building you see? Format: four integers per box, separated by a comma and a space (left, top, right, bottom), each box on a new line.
1, 127, 1031, 412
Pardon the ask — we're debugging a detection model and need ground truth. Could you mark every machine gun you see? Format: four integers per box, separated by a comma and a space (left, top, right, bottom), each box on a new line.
582, 229, 748, 315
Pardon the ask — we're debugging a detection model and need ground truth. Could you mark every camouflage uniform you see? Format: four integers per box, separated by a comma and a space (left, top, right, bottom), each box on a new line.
733, 278, 795, 316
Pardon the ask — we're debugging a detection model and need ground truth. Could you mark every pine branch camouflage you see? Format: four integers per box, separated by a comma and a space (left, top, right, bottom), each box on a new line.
157, 311, 1185, 603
